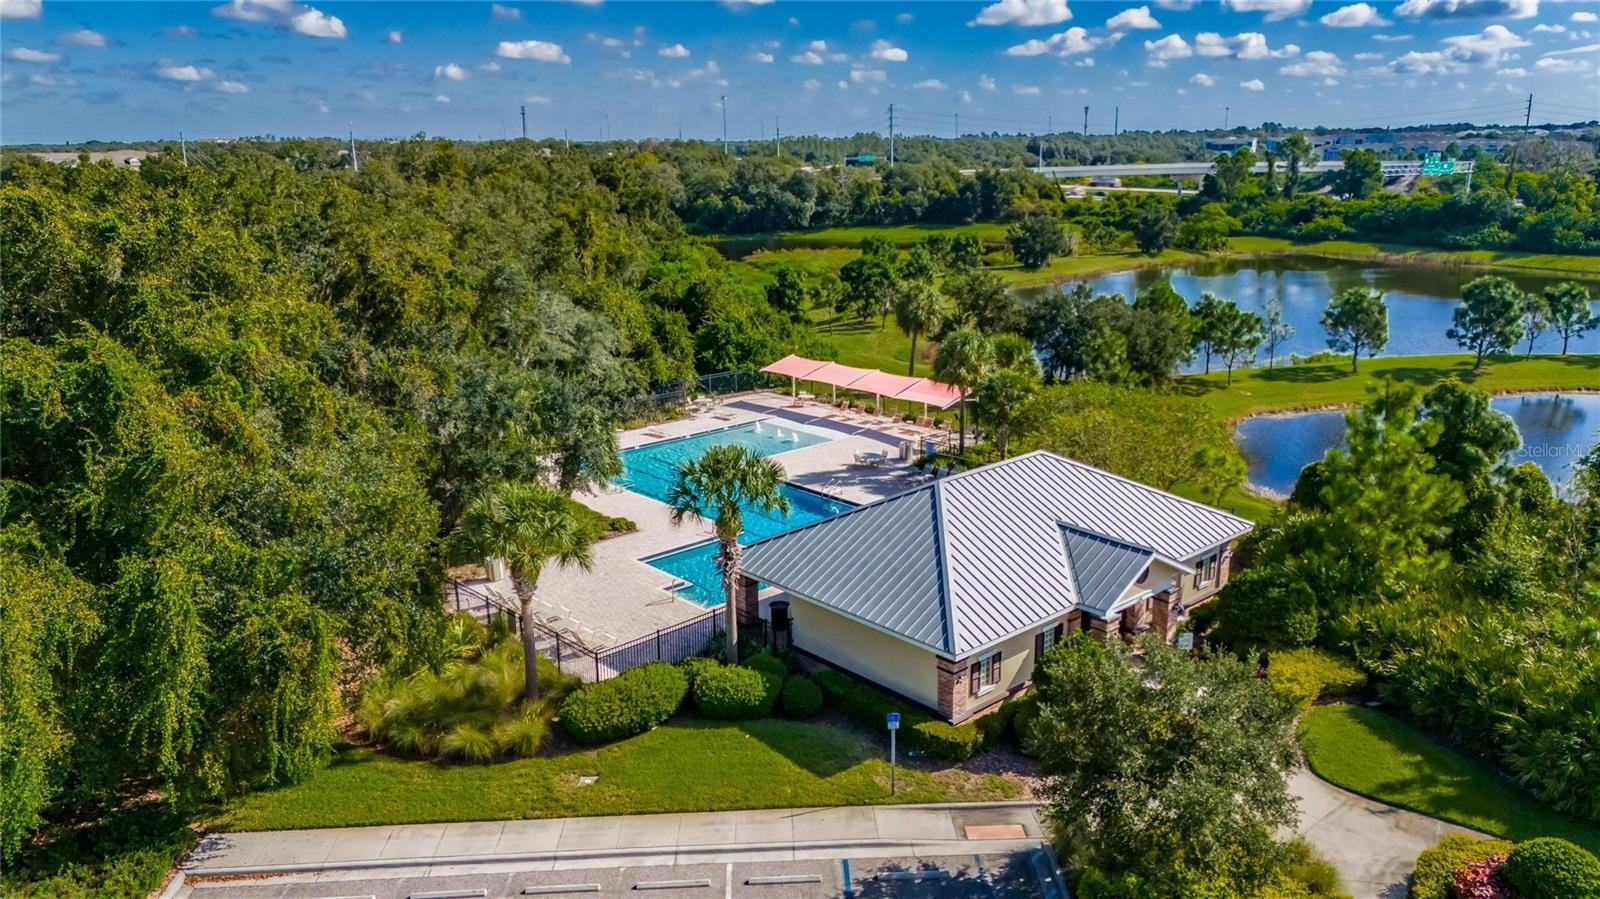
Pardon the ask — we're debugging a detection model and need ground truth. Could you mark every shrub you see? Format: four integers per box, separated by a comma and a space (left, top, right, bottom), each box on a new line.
743, 652, 788, 682
606, 515, 638, 534
1502, 838, 1600, 899
693, 664, 774, 719
1009, 694, 1042, 755
1270, 648, 1366, 708
1452, 855, 1513, 899
1411, 835, 1514, 899
779, 675, 823, 718
679, 656, 721, 688
1292, 215, 1351, 242
559, 662, 688, 745
812, 668, 999, 762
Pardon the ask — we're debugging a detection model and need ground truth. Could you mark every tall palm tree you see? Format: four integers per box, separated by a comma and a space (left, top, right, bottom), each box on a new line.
894, 282, 943, 377
461, 482, 594, 703
934, 327, 995, 453
666, 445, 790, 663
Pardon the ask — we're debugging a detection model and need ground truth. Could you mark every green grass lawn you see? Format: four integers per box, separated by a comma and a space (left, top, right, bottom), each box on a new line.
1182, 354, 1600, 421
1299, 705, 1600, 855
1227, 236, 1600, 279
220, 717, 1024, 832
771, 223, 1009, 248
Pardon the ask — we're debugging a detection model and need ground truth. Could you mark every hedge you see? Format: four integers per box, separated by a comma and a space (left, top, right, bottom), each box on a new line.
1269, 648, 1366, 709
559, 662, 688, 745
1410, 835, 1514, 899
812, 668, 999, 762
779, 676, 824, 718
679, 656, 721, 688
693, 665, 775, 719
1502, 838, 1600, 899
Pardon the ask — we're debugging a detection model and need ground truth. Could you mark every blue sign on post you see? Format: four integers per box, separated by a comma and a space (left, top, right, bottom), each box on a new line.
886, 712, 900, 795
886, 712, 900, 730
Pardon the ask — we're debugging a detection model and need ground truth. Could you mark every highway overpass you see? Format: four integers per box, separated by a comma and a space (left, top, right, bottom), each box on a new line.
960, 159, 1471, 178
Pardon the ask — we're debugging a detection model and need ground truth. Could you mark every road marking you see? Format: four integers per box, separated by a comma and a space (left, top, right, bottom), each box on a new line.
633, 879, 712, 890
875, 870, 951, 882
746, 875, 825, 885
521, 886, 602, 895
841, 859, 854, 898
409, 891, 488, 899
308, 895, 377, 899
725, 863, 733, 899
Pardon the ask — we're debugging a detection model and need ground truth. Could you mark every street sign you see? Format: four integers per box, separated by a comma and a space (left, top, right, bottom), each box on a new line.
887, 712, 900, 795
1421, 153, 1457, 176
886, 712, 900, 730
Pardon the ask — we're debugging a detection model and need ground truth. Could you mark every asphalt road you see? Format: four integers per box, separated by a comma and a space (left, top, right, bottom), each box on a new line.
181, 849, 1065, 899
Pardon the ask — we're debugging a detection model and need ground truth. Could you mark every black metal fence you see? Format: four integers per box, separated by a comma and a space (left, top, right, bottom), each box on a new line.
648, 369, 773, 409
446, 578, 724, 682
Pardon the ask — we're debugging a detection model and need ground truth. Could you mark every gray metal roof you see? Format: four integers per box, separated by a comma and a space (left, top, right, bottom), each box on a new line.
740, 450, 1252, 657
1060, 525, 1154, 618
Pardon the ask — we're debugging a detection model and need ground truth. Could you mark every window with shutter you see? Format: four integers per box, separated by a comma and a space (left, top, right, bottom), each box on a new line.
969, 661, 981, 697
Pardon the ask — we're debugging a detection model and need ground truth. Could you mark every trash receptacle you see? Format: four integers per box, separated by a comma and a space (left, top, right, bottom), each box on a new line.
899, 440, 915, 461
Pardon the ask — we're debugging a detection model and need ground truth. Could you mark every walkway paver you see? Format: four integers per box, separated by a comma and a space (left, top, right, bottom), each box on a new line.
182, 802, 1046, 878
1290, 768, 1489, 899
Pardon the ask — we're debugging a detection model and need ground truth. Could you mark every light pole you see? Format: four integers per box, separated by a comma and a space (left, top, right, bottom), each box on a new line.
720, 95, 728, 156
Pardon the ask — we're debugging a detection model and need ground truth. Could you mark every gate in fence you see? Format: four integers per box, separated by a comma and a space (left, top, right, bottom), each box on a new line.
446, 578, 725, 682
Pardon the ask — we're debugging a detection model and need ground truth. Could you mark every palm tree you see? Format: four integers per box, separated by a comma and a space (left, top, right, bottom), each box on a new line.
894, 282, 943, 376
934, 327, 995, 454
666, 445, 790, 663
461, 482, 594, 703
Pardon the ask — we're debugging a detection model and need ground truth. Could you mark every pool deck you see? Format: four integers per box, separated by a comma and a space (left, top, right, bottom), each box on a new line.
461, 391, 954, 647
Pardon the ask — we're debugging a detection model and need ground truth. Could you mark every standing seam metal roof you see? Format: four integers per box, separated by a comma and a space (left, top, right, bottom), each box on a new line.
738, 450, 1252, 657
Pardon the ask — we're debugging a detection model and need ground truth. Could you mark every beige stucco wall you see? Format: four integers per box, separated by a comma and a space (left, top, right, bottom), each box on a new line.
1114, 558, 1186, 606
788, 597, 942, 709
960, 623, 1058, 718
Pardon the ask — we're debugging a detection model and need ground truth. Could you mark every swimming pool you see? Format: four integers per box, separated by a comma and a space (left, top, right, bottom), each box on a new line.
617, 420, 849, 606
645, 484, 855, 605
617, 420, 831, 504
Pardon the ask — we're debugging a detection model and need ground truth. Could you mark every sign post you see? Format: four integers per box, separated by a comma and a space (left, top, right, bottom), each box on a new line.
886, 712, 900, 795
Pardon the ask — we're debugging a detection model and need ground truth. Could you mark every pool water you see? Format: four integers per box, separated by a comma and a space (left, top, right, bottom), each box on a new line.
1235, 393, 1600, 496
646, 485, 855, 606
617, 420, 850, 606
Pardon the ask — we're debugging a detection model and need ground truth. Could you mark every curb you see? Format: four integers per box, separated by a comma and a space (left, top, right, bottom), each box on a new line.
184, 836, 1051, 879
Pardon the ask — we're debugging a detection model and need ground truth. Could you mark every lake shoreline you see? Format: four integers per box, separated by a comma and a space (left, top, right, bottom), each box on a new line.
1224, 385, 1600, 426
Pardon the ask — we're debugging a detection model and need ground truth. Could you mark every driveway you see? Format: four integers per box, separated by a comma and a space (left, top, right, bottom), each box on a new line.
1290, 768, 1490, 899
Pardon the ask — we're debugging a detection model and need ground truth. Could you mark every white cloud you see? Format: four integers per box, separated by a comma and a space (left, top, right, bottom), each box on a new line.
790, 49, 824, 64
1541, 41, 1600, 55
802, 78, 820, 90
897, 12, 914, 23
869, 39, 908, 61
7, 47, 62, 63
1153, 0, 1196, 8
659, 42, 690, 58
1143, 33, 1192, 65
720, 0, 774, 8
1395, 0, 1537, 19
1106, 5, 1160, 30
1442, 24, 1529, 64
1075, 56, 1095, 66
163, 25, 198, 37
497, 39, 572, 63
156, 63, 214, 81
979, 73, 997, 89
386, 30, 403, 43
969, 0, 1071, 27
217, 79, 250, 93
434, 94, 451, 104
211, 1, 346, 38
837, 79, 849, 89
1535, 55, 1592, 72
1354, 51, 1384, 60
1280, 49, 1345, 75
524, 94, 550, 104
1531, 23, 1565, 33
1574, 11, 1598, 23
59, 29, 109, 47
750, 50, 774, 63
1221, 0, 1312, 21
1240, 77, 1266, 89
1196, 31, 1299, 59
0, 0, 42, 19
491, 3, 521, 18
1497, 65, 1528, 75
1013, 83, 1041, 95
1007, 26, 1098, 56
1319, 3, 1390, 27
960, 89, 974, 103
291, 8, 345, 38
1387, 49, 1467, 73
1372, 33, 1414, 41
1190, 71, 1216, 85
434, 62, 470, 80
850, 66, 886, 82
479, 60, 501, 72
914, 78, 946, 89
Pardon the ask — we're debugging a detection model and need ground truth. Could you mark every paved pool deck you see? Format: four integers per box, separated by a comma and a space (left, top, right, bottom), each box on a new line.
459, 392, 952, 648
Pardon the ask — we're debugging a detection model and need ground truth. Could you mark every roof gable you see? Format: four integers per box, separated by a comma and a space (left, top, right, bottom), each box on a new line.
1060, 524, 1155, 617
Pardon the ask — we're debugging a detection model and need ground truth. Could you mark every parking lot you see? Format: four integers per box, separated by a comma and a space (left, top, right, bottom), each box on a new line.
181, 849, 1066, 899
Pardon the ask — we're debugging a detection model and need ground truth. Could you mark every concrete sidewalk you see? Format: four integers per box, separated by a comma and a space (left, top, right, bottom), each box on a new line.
182, 802, 1048, 878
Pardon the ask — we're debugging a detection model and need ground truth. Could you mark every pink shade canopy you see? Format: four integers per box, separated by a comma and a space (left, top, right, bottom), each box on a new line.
849, 371, 925, 398
805, 362, 876, 388
761, 354, 830, 379
894, 378, 964, 409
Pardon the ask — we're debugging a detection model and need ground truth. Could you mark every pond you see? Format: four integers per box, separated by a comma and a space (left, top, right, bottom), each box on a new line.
1021, 256, 1599, 368
1234, 392, 1600, 496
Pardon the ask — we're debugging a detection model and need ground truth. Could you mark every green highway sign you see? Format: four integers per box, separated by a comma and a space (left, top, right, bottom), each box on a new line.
1421, 153, 1457, 176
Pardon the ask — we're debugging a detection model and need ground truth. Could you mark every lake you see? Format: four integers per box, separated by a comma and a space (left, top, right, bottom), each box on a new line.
1024, 256, 1600, 367
1234, 392, 1600, 496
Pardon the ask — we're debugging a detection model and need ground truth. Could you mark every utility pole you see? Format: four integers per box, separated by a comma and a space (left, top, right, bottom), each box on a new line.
1114, 106, 1119, 136
180, 130, 187, 166
720, 95, 728, 156
1037, 132, 1043, 171
775, 115, 781, 157
1505, 93, 1533, 190
520, 105, 527, 140
888, 103, 896, 167
563, 129, 569, 149
604, 113, 610, 142
1083, 105, 1089, 136
1224, 106, 1230, 130
1047, 114, 1053, 135
349, 126, 358, 172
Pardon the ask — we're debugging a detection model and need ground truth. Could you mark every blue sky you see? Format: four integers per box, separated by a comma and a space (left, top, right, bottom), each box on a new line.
2, 0, 1596, 144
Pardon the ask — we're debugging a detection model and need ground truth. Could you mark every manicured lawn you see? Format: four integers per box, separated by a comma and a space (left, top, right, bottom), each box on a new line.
1299, 705, 1600, 855
1182, 354, 1600, 420
220, 718, 1024, 832
1227, 236, 1600, 279
1171, 482, 1279, 522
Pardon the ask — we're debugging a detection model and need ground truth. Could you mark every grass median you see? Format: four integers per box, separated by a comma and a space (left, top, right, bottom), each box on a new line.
1298, 705, 1600, 855
220, 717, 1025, 832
